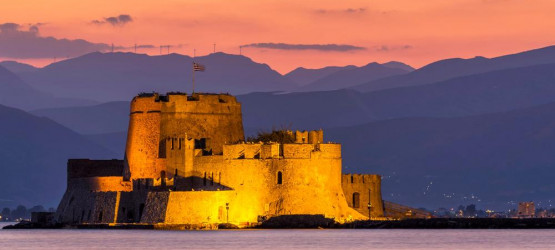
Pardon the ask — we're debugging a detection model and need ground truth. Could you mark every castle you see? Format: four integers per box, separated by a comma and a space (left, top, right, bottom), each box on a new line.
54, 92, 386, 227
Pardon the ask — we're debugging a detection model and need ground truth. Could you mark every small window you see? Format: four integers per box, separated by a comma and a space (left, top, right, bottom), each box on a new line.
139, 204, 145, 220
351, 175, 354, 183
352, 192, 360, 208
277, 171, 283, 185
203, 172, 207, 186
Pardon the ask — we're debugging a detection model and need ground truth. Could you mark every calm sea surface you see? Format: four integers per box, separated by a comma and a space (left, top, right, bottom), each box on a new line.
1, 222, 555, 249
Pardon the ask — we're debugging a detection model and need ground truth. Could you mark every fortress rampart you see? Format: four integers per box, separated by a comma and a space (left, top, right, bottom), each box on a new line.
125, 93, 244, 179
341, 174, 384, 218
54, 92, 385, 227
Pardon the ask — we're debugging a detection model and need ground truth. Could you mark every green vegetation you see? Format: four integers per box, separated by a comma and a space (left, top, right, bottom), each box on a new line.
247, 129, 294, 144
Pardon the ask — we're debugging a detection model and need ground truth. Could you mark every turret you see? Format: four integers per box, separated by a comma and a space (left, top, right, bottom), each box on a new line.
124, 92, 245, 180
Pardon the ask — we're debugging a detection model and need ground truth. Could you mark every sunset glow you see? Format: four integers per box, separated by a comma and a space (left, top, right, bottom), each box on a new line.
1, 0, 554, 73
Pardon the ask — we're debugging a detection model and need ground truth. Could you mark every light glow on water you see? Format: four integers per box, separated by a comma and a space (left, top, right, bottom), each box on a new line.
1, 224, 555, 250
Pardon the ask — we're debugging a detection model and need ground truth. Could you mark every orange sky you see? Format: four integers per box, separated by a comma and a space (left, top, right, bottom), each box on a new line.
1, 0, 554, 73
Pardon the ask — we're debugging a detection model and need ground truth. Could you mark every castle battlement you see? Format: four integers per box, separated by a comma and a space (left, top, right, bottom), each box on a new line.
221, 142, 340, 160
130, 92, 240, 114
342, 174, 382, 184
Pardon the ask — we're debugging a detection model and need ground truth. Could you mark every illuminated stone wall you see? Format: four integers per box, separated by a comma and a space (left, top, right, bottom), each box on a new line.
158, 143, 365, 224
341, 174, 384, 218
124, 93, 244, 180
54, 93, 386, 227
55, 190, 120, 224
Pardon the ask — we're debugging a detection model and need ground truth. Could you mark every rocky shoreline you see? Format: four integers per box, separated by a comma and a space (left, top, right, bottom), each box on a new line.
4, 215, 555, 230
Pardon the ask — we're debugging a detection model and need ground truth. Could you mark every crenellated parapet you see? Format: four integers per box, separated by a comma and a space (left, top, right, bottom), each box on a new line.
293, 129, 323, 144
222, 142, 340, 160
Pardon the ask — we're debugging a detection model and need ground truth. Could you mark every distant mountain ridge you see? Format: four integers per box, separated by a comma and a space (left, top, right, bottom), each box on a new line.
285, 65, 356, 86
31, 101, 130, 134
353, 45, 555, 92
34, 62, 555, 139
0, 64, 96, 110
296, 62, 413, 92
0, 61, 38, 73
18, 52, 298, 102
327, 100, 555, 209
284, 61, 414, 92
0, 104, 117, 208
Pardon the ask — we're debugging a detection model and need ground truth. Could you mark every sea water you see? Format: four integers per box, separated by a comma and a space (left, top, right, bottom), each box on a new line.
1, 222, 554, 249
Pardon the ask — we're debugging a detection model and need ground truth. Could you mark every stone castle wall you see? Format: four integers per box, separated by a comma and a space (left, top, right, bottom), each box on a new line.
341, 174, 384, 218
124, 93, 244, 180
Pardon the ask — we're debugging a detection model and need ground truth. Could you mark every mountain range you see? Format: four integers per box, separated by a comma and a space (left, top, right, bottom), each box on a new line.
327, 101, 555, 210
17, 52, 297, 102
352, 45, 555, 92
287, 61, 414, 91
0, 61, 38, 74
0, 64, 96, 111
0, 104, 117, 208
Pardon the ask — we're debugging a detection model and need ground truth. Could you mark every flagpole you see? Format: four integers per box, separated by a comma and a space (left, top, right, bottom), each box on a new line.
192, 48, 196, 94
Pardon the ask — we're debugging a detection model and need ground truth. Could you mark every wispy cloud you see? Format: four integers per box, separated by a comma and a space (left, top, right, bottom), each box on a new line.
373, 45, 413, 52
315, 8, 367, 15
241, 43, 365, 52
0, 23, 111, 58
92, 14, 133, 26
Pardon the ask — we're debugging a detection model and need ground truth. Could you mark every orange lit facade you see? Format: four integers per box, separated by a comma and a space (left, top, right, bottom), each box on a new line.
54, 92, 384, 227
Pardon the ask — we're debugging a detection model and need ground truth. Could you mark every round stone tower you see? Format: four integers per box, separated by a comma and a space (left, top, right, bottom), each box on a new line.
124, 93, 244, 180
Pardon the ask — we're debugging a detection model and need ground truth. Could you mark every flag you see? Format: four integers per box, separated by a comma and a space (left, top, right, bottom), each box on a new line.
193, 62, 205, 72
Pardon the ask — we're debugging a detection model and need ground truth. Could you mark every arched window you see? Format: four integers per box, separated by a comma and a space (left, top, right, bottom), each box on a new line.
351, 175, 354, 183
352, 192, 360, 208
277, 171, 283, 185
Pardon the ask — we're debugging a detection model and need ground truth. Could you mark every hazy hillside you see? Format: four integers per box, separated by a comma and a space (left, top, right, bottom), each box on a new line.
327, 101, 555, 210
0, 104, 117, 208
31, 90, 372, 137
31, 101, 130, 134
359, 63, 555, 119
0, 65, 95, 110
35, 62, 555, 139
297, 62, 412, 92
353, 45, 555, 92
18, 52, 297, 102
239, 90, 373, 130
0, 61, 38, 73
285, 65, 355, 86
86, 131, 127, 157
